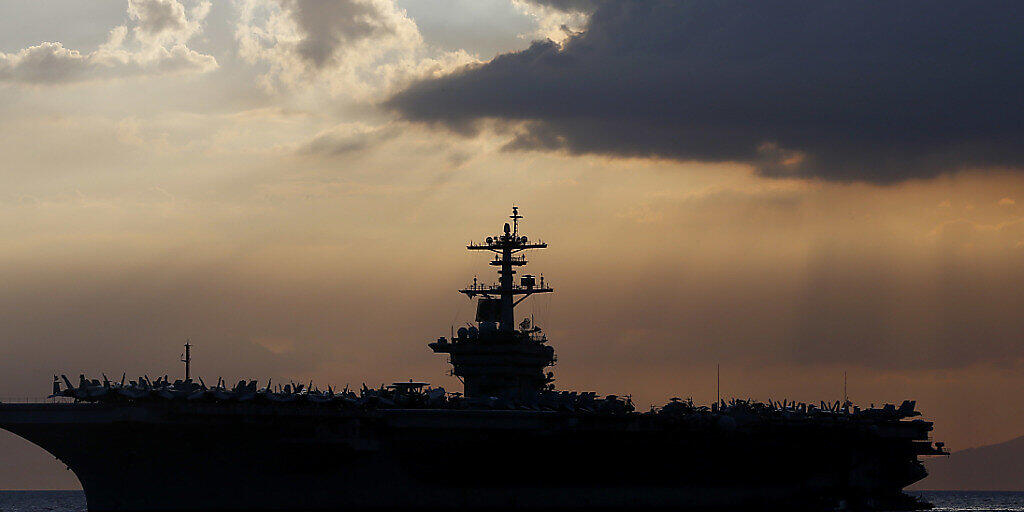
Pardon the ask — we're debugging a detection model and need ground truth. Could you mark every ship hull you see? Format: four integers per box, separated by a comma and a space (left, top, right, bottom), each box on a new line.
0, 403, 930, 511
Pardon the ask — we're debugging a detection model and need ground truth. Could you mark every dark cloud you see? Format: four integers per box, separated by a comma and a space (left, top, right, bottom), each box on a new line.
387, 1, 1024, 183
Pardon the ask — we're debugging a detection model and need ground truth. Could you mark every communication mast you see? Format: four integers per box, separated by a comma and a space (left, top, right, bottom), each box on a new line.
181, 339, 192, 381
429, 207, 556, 399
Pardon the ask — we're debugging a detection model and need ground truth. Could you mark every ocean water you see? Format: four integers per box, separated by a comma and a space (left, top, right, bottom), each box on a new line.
0, 491, 85, 511
909, 492, 1024, 511
0, 490, 1021, 511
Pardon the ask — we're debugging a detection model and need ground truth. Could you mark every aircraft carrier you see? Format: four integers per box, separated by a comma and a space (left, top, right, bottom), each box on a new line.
0, 207, 947, 511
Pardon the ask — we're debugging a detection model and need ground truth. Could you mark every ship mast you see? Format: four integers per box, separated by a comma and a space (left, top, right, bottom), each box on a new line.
429, 207, 556, 399
181, 339, 191, 381
461, 206, 552, 332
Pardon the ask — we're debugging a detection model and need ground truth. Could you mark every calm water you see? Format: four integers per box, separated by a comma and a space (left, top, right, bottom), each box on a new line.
909, 492, 1024, 511
0, 490, 1021, 511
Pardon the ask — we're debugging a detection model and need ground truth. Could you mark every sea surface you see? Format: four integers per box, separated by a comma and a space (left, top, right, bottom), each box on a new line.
0, 490, 1021, 511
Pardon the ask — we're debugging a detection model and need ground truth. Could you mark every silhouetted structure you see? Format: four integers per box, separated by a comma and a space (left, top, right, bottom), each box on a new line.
0, 208, 946, 511
429, 206, 555, 400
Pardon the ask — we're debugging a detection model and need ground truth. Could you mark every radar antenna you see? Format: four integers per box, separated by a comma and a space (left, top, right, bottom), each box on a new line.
510, 205, 522, 237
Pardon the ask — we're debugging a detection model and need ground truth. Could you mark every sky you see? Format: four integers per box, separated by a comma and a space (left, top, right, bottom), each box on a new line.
1, 0, 1023, 489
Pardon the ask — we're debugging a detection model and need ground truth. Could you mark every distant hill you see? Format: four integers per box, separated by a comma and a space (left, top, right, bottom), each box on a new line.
916, 435, 1024, 491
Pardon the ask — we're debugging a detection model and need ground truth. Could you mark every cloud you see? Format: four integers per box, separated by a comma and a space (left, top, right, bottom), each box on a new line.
130, 0, 192, 36
510, 0, 591, 44
235, 0, 474, 98
929, 217, 1024, 252
128, 0, 210, 43
0, 43, 94, 85
517, 0, 599, 15
387, 0, 1024, 183
0, 0, 216, 85
300, 123, 398, 156
282, 0, 403, 70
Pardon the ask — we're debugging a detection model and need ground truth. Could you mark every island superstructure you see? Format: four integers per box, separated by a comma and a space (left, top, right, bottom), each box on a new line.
429, 206, 555, 400
0, 207, 946, 511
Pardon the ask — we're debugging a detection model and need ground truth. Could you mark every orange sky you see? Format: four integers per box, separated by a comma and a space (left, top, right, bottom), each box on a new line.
1, 0, 1023, 490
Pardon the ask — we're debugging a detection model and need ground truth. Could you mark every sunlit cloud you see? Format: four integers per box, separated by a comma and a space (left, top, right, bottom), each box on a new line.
0, 0, 216, 85
233, 0, 475, 99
